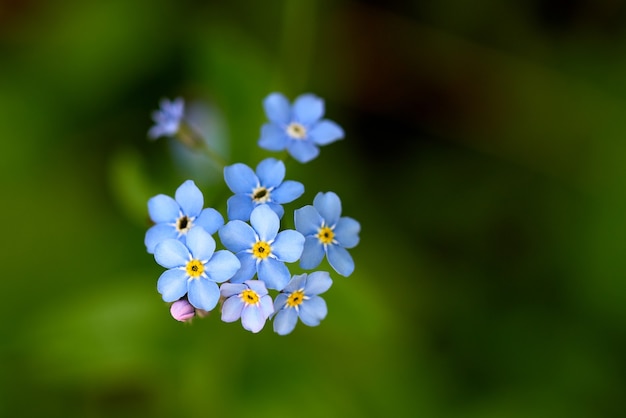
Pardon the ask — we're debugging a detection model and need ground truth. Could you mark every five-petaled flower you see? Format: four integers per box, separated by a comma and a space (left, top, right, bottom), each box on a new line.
148, 97, 185, 140
295, 192, 360, 277
154, 227, 241, 311
220, 280, 274, 333
219, 205, 305, 290
144, 180, 224, 254
224, 157, 304, 221
258, 93, 344, 163
272, 271, 332, 335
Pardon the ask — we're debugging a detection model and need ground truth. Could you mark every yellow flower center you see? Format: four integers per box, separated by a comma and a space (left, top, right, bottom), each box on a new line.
252, 186, 270, 203
317, 226, 335, 245
252, 241, 271, 259
240, 289, 260, 305
186, 259, 204, 278
286, 289, 306, 308
286, 122, 307, 139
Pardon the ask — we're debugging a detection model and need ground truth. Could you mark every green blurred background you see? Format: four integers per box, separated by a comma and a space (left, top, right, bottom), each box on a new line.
1, 0, 625, 417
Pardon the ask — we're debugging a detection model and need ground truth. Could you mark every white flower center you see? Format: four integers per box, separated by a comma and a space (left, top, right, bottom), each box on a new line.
286, 122, 307, 139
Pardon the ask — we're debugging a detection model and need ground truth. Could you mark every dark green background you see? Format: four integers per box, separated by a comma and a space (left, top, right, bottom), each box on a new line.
1, 0, 625, 417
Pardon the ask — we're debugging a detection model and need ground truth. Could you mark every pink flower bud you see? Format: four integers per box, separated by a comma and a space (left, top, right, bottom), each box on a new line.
170, 299, 195, 322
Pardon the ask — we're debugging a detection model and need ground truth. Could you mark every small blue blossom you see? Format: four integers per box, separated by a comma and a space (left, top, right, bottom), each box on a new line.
294, 192, 360, 277
144, 180, 224, 254
272, 271, 332, 335
224, 157, 304, 221
148, 97, 185, 140
219, 205, 305, 290
258, 92, 344, 163
154, 227, 241, 311
220, 280, 274, 333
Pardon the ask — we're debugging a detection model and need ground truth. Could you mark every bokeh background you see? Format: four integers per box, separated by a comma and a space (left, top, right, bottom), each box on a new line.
1, 0, 626, 417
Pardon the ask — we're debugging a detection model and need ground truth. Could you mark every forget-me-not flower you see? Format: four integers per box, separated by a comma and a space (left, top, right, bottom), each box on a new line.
295, 192, 360, 277
272, 271, 332, 335
144, 180, 224, 254
154, 227, 241, 311
258, 93, 344, 163
224, 157, 304, 221
148, 97, 185, 140
219, 205, 305, 290
220, 280, 274, 333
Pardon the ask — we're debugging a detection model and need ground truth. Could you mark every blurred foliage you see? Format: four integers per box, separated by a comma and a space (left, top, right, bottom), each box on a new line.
1, 0, 626, 417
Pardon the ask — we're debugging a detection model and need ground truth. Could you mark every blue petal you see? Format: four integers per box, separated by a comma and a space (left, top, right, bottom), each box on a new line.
299, 237, 325, 270
219, 220, 256, 253
157, 269, 189, 302
334, 217, 361, 248
204, 250, 241, 283
258, 258, 290, 290
188, 278, 220, 311
327, 245, 355, 277
148, 194, 179, 223
304, 271, 333, 295
282, 273, 307, 294
241, 305, 267, 333
314, 192, 342, 226
229, 252, 256, 283
250, 205, 279, 241
260, 294, 274, 318
258, 123, 289, 151
246, 279, 269, 296
220, 282, 247, 298
195, 208, 224, 234
292, 94, 324, 125
227, 194, 254, 221
308, 120, 344, 145
294, 205, 323, 236
224, 163, 258, 194
273, 293, 289, 312
154, 239, 190, 268
221, 295, 244, 322
186, 227, 216, 261
256, 158, 285, 188
272, 230, 305, 262
145, 224, 177, 254
175, 180, 204, 217
287, 139, 319, 163
266, 202, 285, 219
273, 308, 298, 335
272, 180, 304, 204
299, 296, 327, 326
263, 92, 291, 125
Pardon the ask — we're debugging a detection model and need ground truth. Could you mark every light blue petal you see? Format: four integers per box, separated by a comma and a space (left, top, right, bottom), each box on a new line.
266, 202, 285, 219
220, 282, 247, 298
186, 227, 216, 261
221, 295, 244, 322
282, 273, 307, 294
263, 92, 291, 125
145, 224, 177, 254
260, 294, 274, 318
334, 217, 361, 248
304, 271, 333, 295
226, 195, 254, 221
250, 205, 279, 241
287, 139, 319, 163
272, 230, 305, 262
219, 220, 256, 253
273, 293, 288, 312
294, 205, 323, 236
258, 258, 290, 290
256, 158, 285, 188
327, 245, 355, 277
273, 309, 298, 335
157, 269, 189, 302
229, 252, 256, 283
299, 296, 327, 326
188, 278, 220, 311
175, 180, 204, 217
308, 120, 344, 145
299, 237, 325, 270
224, 163, 258, 194
195, 208, 224, 234
246, 279, 269, 296
258, 123, 289, 151
154, 239, 190, 268
272, 180, 304, 204
313, 192, 342, 226
204, 250, 241, 283
241, 305, 266, 333
148, 194, 179, 223
292, 94, 324, 125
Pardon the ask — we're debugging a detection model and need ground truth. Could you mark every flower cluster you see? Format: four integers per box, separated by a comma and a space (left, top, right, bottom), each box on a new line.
145, 92, 360, 334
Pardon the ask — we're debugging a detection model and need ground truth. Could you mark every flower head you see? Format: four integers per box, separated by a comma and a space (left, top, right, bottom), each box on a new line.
219, 205, 305, 290
154, 227, 241, 311
224, 157, 304, 221
295, 192, 360, 277
258, 93, 344, 163
148, 97, 185, 140
170, 298, 196, 322
220, 280, 274, 333
272, 271, 332, 335
144, 180, 224, 254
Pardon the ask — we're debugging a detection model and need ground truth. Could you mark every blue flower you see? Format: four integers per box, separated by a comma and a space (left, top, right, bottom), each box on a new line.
148, 97, 185, 140
294, 192, 360, 277
154, 227, 241, 311
220, 280, 274, 333
258, 92, 344, 163
218, 205, 305, 290
145, 180, 224, 254
272, 271, 332, 335
224, 157, 304, 221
